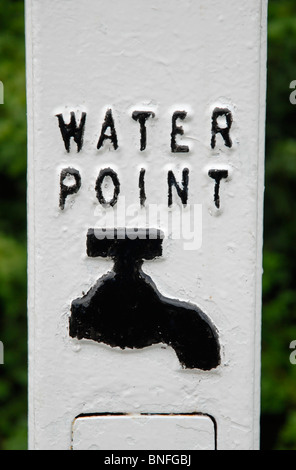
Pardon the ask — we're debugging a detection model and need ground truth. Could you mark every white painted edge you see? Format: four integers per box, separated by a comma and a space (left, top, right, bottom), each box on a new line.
25, 0, 35, 451
253, 0, 268, 451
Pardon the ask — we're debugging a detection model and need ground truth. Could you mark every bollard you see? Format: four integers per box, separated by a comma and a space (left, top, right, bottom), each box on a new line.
26, 0, 268, 450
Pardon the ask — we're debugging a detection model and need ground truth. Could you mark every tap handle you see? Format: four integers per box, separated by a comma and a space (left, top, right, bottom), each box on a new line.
87, 228, 164, 261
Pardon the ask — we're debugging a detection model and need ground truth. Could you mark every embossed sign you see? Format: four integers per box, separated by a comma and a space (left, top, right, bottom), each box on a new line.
27, 0, 267, 450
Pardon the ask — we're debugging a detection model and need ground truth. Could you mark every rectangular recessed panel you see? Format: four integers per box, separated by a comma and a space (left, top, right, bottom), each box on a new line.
72, 414, 215, 450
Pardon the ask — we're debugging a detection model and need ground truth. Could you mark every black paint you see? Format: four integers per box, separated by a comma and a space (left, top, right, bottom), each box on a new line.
208, 169, 228, 209
59, 167, 81, 210
139, 168, 146, 207
95, 168, 120, 207
97, 109, 119, 151
168, 168, 189, 207
132, 111, 155, 151
171, 111, 189, 153
56, 112, 86, 153
69, 229, 220, 370
211, 107, 233, 149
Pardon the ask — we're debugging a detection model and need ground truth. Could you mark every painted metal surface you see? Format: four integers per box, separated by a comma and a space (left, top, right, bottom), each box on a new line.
26, 0, 267, 450
72, 414, 215, 451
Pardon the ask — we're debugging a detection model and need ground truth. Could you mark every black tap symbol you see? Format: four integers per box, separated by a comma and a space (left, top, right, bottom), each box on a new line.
69, 229, 220, 370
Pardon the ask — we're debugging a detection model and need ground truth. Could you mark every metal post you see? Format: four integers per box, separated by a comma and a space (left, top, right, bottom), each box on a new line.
26, 0, 267, 450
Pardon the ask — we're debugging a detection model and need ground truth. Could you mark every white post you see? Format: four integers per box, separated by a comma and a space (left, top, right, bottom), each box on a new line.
26, 0, 267, 450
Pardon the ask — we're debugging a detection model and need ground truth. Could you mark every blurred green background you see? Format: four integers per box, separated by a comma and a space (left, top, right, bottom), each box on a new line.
0, 0, 296, 450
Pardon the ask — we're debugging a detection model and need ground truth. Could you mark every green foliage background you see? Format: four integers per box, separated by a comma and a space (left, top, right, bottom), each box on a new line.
0, 0, 296, 450
0, 0, 27, 450
261, 0, 296, 450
